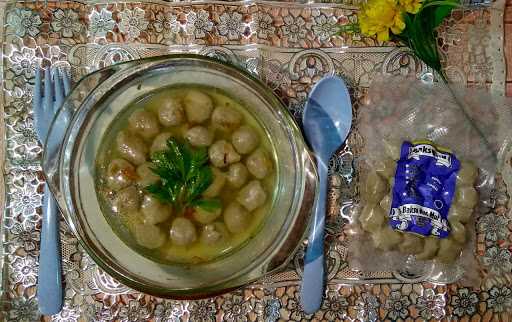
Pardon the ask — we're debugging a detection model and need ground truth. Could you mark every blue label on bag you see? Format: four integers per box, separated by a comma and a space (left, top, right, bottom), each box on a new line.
389, 141, 460, 238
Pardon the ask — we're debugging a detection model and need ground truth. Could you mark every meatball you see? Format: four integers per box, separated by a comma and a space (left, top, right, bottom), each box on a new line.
447, 206, 472, 224
123, 210, 141, 233
236, 180, 267, 211
114, 186, 140, 214
371, 226, 402, 251
454, 186, 478, 209
203, 168, 226, 198
375, 158, 396, 179
185, 126, 213, 147
379, 195, 391, 213
359, 204, 385, 233
416, 237, 439, 260
116, 131, 148, 165
192, 206, 222, 225
398, 233, 424, 254
226, 163, 248, 188
134, 223, 166, 249
169, 217, 197, 246
246, 149, 272, 179
382, 139, 401, 160
200, 222, 229, 244
232, 126, 259, 154
140, 195, 172, 225
211, 105, 242, 132
223, 202, 250, 233
448, 218, 466, 244
361, 171, 388, 203
456, 161, 478, 186
157, 98, 185, 127
150, 132, 173, 155
183, 90, 213, 124
106, 158, 136, 191
388, 177, 395, 190
208, 140, 241, 168
135, 163, 159, 187
436, 238, 463, 263
128, 110, 160, 139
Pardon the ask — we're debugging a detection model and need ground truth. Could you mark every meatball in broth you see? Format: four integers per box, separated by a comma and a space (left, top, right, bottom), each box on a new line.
128, 110, 160, 139
184, 90, 214, 124
157, 98, 185, 127
232, 126, 259, 154
185, 126, 213, 147
116, 131, 148, 165
96, 86, 275, 264
106, 159, 136, 191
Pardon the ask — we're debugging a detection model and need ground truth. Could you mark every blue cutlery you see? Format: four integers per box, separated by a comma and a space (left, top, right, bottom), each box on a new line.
33, 67, 71, 315
300, 76, 352, 314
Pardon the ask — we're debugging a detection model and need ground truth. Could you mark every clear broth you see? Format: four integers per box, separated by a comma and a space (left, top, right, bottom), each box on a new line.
95, 85, 276, 265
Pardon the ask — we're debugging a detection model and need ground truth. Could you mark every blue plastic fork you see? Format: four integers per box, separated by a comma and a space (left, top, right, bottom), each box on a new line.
33, 67, 71, 315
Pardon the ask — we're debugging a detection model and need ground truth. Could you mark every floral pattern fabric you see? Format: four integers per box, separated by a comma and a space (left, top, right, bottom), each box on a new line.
153, 11, 180, 40
1, 1, 510, 321
89, 8, 116, 38
450, 287, 479, 317
118, 8, 149, 41
51, 9, 81, 38
218, 11, 246, 41
185, 10, 214, 39
6, 8, 42, 38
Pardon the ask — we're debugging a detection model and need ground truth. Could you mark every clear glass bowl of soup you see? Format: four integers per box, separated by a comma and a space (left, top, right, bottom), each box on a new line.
43, 55, 317, 298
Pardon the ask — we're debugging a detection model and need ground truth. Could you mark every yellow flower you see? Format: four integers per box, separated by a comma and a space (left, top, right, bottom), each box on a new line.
358, 0, 406, 42
399, 0, 423, 14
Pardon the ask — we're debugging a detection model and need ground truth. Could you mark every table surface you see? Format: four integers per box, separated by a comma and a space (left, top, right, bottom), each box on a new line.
1, 1, 512, 322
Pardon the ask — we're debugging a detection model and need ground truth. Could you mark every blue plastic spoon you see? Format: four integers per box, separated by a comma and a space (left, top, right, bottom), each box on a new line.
300, 76, 352, 314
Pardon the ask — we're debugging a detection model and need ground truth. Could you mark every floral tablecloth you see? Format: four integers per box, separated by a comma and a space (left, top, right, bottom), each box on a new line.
1, 1, 511, 321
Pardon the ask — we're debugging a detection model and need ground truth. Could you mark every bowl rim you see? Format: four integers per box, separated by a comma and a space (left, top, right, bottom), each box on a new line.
43, 54, 318, 298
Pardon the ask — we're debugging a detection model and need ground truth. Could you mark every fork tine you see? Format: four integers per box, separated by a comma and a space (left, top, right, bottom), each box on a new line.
43, 68, 52, 113
33, 68, 42, 111
61, 68, 71, 95
53, 68, 64, 112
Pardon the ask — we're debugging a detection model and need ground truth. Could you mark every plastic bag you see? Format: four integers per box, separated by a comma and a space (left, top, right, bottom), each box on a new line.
347, 75, 512, 285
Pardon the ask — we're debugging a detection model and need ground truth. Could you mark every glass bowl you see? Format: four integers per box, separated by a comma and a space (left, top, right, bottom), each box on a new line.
43, 54, 317, 298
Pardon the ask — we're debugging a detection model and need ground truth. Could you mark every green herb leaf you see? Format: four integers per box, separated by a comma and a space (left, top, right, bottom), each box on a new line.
166, 139, 186, 179
192, 198, 222, 212
146, 182, 172, 204
150, 151, 180, 181
187, 166, 213, 202
147, 138, 217, 211
187, 147, 209, 182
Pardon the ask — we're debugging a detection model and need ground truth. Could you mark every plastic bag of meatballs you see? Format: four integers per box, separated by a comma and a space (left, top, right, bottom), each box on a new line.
347, 75, 512, 285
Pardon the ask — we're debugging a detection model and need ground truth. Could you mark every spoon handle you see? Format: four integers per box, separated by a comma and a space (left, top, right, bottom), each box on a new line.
300, 158, 328, 314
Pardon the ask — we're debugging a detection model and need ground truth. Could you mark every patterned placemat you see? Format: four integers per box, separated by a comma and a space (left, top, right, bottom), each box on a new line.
1, 1, 511, 321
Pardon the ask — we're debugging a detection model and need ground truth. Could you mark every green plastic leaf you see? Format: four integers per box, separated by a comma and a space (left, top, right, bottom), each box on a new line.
337, 24, 360, 34
433, 5, 454, 29
404, 6, 442, 73
420, 0, 460, 11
